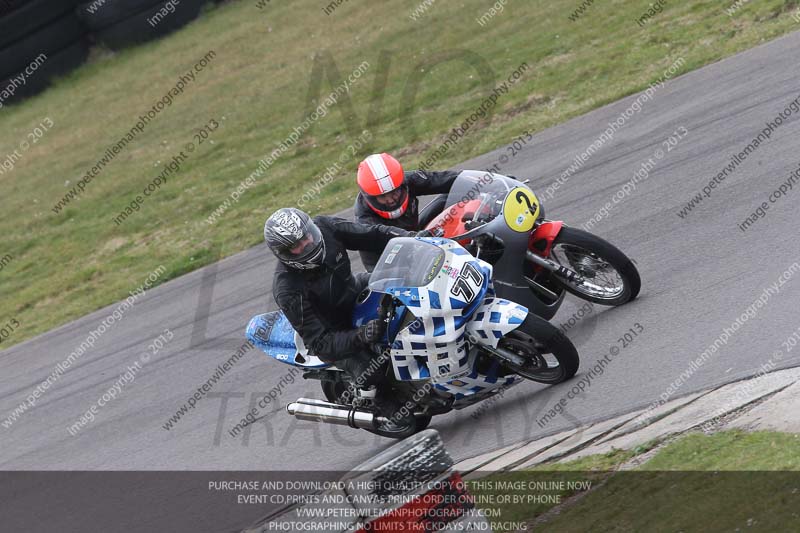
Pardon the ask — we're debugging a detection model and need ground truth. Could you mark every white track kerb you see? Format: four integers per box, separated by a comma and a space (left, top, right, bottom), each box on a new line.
630, 260, 800, 428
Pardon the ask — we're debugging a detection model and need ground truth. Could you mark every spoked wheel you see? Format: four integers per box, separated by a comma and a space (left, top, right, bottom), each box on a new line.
320, 381, 431, 439
496, 313, 579, 384
547, 226, 641, 306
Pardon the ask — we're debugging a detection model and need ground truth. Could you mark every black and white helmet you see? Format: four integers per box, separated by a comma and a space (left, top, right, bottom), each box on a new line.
264, 208, 326, 270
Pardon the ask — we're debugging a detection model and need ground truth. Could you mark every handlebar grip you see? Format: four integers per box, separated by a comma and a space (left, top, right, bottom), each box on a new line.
376, 294, 392, 322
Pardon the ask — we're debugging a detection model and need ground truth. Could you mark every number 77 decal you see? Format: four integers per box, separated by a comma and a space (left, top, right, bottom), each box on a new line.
450, 262, 484, 302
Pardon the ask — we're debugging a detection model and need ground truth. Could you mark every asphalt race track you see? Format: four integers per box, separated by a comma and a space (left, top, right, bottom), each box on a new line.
3, 28, 800, 504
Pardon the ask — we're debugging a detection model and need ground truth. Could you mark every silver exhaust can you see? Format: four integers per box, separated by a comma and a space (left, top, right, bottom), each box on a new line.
287, 398, 378, 430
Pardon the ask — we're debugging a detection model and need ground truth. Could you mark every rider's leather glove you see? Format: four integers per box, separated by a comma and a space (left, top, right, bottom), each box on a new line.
357, 319, 387, 345
415, 227, 445, 238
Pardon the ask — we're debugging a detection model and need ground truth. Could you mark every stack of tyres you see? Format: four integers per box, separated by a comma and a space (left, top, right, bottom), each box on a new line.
0, 0, 28, 17
0, 0, 89, 106
76, 0, 208, 51
246, 430, 492, 532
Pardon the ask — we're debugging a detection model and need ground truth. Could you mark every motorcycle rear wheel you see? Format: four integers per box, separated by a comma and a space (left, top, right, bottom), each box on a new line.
496, 313, 579, 384
320, 381, 432, 439
370, 413, 432, 439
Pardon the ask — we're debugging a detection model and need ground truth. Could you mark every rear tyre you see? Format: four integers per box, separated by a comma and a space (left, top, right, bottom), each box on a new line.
321, 380, 347, 404
0, 13, 85, 80
367, 413, 431, 440
0, 0, 78, 49
0, 39, 90, 105
93, 0, 206, 50
547, 225, 641, 306
496, 313, 579, 384
76, 0, 163, 29
322, 380, 432, 439
0, 0, 29, 17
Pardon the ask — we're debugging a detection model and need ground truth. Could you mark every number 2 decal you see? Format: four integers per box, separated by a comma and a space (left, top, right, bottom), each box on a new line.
516, 190, 534, 210
450, 262, 484, 302
503, 187, 539, 232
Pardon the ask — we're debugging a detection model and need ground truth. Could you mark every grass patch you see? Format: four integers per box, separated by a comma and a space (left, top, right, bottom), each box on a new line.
640, 429, 800, 470
470, 431, 800, 532
468, 448, 634, 524
1, 0, 799, 347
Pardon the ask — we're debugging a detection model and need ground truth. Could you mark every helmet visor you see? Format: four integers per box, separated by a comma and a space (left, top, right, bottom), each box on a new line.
273, 222, 324, 265
366, 184, 408, 213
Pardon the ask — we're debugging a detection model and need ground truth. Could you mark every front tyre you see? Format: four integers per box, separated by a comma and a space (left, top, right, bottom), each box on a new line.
497, 313, 579, 384
547, 226, 641, 306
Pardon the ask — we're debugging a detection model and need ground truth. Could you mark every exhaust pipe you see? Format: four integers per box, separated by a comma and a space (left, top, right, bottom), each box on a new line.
287, 398, 379, 430
292, 398, 344, 409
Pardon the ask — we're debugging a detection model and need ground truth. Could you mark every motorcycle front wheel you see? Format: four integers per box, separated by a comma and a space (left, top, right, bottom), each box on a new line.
496, 313, 579, 384
546, 226, 641, 306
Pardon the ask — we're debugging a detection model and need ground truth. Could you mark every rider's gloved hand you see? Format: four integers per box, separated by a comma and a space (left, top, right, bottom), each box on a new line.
415, 227, 444, 238
357, 318, 387, 345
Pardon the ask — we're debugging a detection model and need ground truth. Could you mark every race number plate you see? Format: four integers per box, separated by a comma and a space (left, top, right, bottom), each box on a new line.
503, 187, 540, 232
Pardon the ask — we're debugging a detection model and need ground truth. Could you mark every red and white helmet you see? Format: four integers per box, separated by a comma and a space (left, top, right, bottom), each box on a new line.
357, 153, 408, 219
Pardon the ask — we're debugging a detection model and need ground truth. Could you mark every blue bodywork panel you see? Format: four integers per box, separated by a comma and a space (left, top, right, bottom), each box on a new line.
246, 311, 328, 368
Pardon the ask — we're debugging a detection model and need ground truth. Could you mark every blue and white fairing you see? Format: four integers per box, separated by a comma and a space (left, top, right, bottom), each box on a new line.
246, 237, 530, 402
364, 237, 529, 401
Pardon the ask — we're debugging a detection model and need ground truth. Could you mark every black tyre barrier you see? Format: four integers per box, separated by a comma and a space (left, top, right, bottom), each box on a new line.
0, 0, 81, 49
76, 0, 162, 30
247, 431, 493, 532
0, 0, 29, 18
0, 12, 86, 80
93, 0, 206, 51
0, 39, 90, 106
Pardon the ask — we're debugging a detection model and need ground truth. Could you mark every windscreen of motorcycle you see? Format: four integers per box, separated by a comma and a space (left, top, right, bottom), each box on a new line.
439, 171, 540, 236
368, 238, 446, 293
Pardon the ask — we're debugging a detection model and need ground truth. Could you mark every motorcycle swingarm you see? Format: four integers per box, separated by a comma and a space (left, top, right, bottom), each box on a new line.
391, 381, 453, 416
302, 369, 344, 382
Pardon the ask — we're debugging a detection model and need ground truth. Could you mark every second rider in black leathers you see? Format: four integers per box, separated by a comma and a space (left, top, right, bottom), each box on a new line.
353, 152, 459, 270
264, 207, 419, 414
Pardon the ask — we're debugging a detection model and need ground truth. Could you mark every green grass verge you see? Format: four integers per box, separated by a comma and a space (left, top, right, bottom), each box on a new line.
1, 0, 799, 347
471, 430, 800, 532
468, 448, 634, 524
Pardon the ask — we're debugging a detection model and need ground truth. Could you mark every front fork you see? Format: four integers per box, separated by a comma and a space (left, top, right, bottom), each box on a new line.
470, 338, 527, 367
526, 220, 586, 293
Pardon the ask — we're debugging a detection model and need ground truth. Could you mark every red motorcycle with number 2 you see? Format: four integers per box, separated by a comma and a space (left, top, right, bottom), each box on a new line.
422, 171, 641, 320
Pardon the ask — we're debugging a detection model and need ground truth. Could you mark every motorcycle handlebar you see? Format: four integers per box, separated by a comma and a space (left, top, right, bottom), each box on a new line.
376, 293, 393, 323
